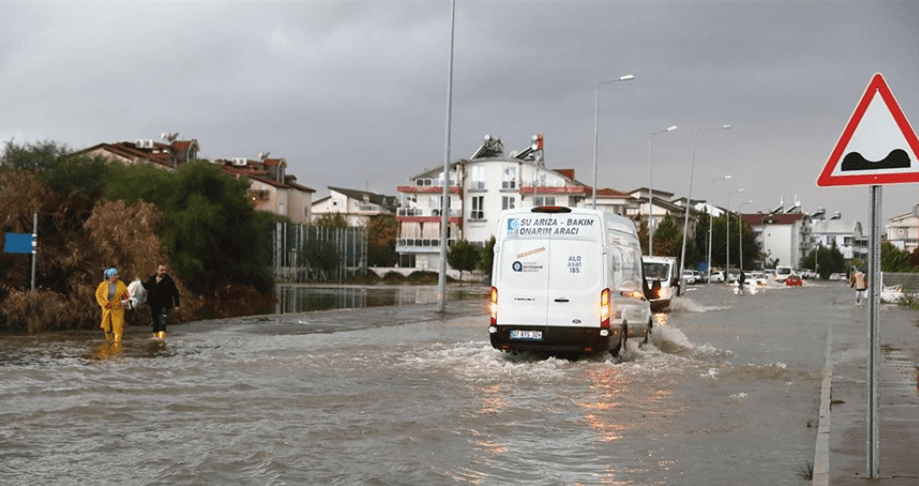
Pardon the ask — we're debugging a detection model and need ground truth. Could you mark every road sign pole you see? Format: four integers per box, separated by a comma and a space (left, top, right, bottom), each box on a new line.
867, 185, 881, 478
31, 212, 37, 292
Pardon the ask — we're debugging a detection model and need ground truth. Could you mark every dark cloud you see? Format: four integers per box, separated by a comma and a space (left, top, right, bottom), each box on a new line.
2, 0, 917, 223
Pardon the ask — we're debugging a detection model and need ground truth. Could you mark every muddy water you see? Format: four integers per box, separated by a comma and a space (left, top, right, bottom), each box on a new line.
0, 283, 836, 485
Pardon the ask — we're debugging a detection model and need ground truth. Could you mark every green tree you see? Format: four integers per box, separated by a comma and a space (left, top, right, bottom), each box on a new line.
652, 213, 682, 257
315, 212, 348, 229
478, 236, 496, 280
881, 241, 913, 272
447, 240, 481, 282
1, 139, 71, 172
803, 245, 848, 279
104, 161, 274, 296
366, 214, 398, 267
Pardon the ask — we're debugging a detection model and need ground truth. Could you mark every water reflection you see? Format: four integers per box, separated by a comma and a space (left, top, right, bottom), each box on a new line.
272, 285, 489, 314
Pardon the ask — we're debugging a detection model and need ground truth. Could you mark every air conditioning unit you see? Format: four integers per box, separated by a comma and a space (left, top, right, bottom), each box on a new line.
134, 139, 154, 149
232, 158, 248, 167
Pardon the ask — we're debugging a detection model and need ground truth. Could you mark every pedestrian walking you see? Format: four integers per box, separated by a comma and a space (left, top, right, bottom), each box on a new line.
737, 269, 746, 295
95, 268, 130, 343
849, 269, 868, 305
142, 264, 180, 340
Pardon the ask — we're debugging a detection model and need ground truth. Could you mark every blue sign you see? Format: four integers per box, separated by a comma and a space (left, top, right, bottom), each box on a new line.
4, 233, 35, 254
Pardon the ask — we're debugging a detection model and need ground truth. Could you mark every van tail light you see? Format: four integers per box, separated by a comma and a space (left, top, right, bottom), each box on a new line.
600, 288, 611, 328
490, 286, 498, 325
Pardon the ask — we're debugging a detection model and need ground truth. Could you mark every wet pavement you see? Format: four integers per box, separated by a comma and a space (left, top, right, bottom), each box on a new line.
819, 297, 919, 485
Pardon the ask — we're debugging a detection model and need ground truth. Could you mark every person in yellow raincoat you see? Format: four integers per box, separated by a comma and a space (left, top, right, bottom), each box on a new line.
95, 268, 130, 343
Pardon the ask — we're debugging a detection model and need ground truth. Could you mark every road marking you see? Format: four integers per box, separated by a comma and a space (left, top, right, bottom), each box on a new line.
813, 319, 833, 486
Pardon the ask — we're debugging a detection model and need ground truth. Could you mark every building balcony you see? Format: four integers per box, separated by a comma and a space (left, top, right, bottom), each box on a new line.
397, 184, 463, 196
519, 184, 591, 195
396, 238, 458, 253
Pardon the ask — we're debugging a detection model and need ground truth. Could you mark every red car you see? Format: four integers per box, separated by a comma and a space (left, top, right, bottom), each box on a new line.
785, 274, 803, 286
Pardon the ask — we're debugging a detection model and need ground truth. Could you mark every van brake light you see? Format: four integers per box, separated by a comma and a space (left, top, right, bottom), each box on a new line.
600, 288, 611, 328
490, 286, 498, 325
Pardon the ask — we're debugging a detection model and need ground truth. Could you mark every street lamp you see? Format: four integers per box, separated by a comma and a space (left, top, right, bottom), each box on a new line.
679, 125, 730, 288
648, 125, 678, 255
739, 199, 753, 271
708, 175, 731, 284
726, 188, 744, 283
592, 74, 635, 209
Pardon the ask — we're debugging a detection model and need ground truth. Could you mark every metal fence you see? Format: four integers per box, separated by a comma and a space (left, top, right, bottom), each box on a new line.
272, 223, 367, 282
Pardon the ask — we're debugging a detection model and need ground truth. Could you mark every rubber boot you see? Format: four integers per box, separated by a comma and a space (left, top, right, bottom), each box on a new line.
157, 331, 166, 340
113, 333, 122, 343
105, 332, 114, 343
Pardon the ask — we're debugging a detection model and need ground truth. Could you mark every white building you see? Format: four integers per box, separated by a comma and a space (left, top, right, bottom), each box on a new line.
395, 135, 591, 270
812, 218, 867, 260
311, 186, 399, 227
887, 206, 918, 252
742, 212, 811, 269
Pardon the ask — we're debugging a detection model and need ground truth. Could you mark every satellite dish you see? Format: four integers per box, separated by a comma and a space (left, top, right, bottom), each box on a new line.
258, 152, 270, 161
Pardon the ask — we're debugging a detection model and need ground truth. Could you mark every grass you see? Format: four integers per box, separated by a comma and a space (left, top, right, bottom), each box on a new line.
797, 460, 814, 480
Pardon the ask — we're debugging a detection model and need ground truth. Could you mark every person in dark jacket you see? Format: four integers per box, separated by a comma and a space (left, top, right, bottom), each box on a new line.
142, 264, 180, 340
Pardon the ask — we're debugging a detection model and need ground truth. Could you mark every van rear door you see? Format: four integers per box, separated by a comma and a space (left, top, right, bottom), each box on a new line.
545, 218, 603, 329
495, 211, 603, 329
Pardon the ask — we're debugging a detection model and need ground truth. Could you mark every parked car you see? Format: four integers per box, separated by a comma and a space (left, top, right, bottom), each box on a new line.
829, 273, 846, 281
786, 274, 803, 286
709, 271, 725, 283
748, 271, 768, 286
681, 269, 697, 285
801, 269, 817, 279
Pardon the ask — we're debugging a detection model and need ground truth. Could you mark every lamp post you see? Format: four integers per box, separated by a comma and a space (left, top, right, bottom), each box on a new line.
648, 125, 678, 255
739, 199, 753, 271
679, 125, 730, 288
708, 175, 731, 284
726, 188, 744, 283
592, 74, 634, 209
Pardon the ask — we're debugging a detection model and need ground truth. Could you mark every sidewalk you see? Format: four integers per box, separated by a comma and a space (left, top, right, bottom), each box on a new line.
815, 302, 919, 485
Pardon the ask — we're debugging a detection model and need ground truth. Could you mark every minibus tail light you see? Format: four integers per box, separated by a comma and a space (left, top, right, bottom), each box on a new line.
600, 288, 611, 328
490, 286, 498, 325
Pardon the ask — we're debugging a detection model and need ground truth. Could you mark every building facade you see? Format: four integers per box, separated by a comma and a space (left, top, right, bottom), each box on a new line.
311, 186, 399, 226
215, 157, 314, 224
395, 136, 591, 270
886, 206, 918, 252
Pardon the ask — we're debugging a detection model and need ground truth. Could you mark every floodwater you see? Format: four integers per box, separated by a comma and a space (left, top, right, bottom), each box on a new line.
0, 282, 843, 485
272, 284, 489, 314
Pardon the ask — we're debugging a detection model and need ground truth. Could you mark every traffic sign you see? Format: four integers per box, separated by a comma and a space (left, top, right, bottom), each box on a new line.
817, 73, 919, 187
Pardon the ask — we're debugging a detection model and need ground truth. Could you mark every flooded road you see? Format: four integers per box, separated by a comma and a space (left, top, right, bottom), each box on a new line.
0, 282, 859, 485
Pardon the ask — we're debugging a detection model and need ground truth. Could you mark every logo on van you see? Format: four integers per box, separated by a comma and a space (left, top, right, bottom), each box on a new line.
507, 218, 520, 232
512, 261, 523, 272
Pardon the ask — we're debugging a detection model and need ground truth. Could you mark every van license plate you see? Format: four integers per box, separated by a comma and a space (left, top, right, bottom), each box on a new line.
510, 330, 542, 340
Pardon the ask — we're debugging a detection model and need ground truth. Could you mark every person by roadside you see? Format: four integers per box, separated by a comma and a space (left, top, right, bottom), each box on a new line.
95, 268, 130, 343
849, 268, 868, 306
142, 264, 180, 340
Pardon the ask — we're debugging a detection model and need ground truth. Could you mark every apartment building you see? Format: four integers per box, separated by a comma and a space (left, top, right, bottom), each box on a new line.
887, 205, 918, 252
215, 157, 314, 225
311, 186, 399, 227
395, 135, 590, 270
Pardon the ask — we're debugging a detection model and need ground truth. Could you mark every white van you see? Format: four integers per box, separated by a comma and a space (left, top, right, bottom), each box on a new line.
488, 206, 652, 356
774, 265, 793, 282
642, 256, 680, 311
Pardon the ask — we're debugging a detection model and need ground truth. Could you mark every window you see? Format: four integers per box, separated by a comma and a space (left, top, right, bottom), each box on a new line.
502, 196, 516, 210
471, 196, 485, 220
502, 166, 517, 189
471, 166, 486, 189
533, 196, 555, 207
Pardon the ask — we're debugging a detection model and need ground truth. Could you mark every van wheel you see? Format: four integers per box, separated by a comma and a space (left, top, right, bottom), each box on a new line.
643, 317, 652, 344
610, 323, 628, 357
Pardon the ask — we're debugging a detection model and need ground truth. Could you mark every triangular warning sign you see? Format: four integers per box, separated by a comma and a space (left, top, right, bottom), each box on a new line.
817, 73, 919, 187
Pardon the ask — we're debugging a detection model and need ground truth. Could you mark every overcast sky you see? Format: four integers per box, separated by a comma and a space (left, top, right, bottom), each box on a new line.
2, 0, 918, 225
